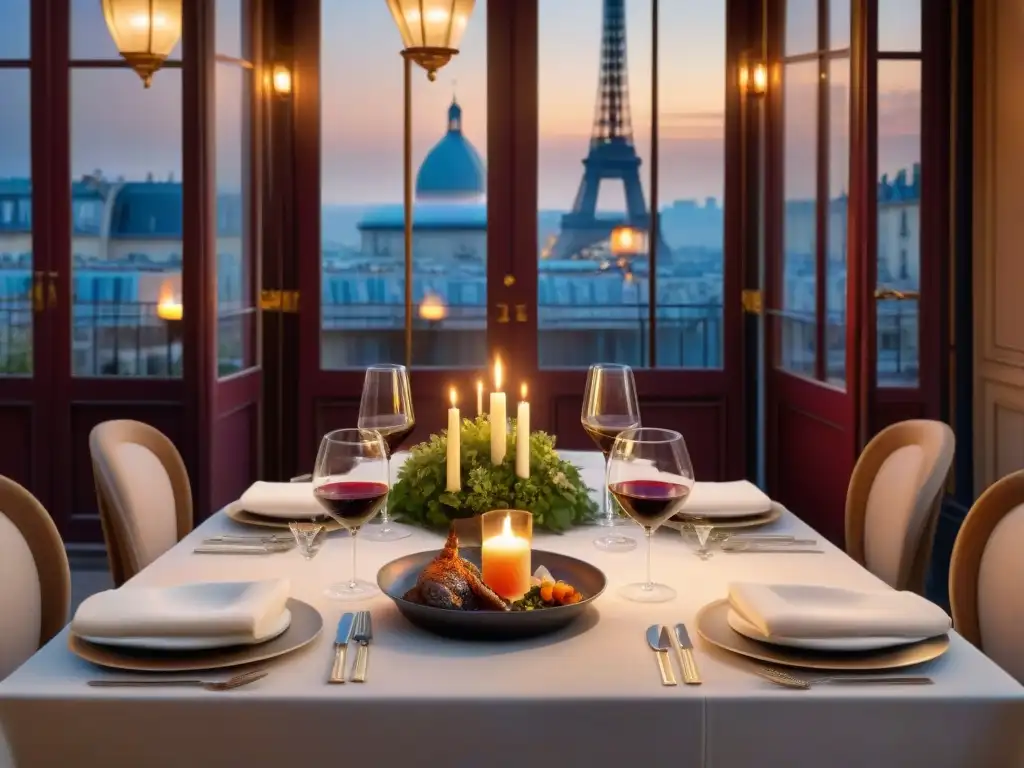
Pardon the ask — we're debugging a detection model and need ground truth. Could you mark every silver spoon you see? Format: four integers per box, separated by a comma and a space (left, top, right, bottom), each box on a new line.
88, 668, 268, 691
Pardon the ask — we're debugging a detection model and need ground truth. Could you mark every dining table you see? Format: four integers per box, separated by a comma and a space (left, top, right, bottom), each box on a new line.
1, 450, 1022, 768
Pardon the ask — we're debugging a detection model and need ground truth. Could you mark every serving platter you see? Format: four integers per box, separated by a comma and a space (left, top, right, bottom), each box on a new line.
378, 548, 606, 641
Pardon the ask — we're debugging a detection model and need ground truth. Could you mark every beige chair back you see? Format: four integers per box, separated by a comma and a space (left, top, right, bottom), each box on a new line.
950, 470, 1024, 684
845, 419, 955, 593
89, 420, 192, 586
0, 475, 70, 680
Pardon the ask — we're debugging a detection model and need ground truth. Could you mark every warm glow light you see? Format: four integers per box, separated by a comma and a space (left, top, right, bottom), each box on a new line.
271, 64, 292, 95
450, 387, 457, 407
610, 226, 646, 256
156, 280, 182, 321
501, 513, 513, 538
493, 356, 504, 392
520, 383, 527, 401
752, 63, 768, 95
419, 292, 448, 322
477, 380, 483, 395
386, 0, 477, 79
102, 0, 183, 88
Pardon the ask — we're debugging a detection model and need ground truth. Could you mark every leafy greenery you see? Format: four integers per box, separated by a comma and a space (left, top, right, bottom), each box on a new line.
389, 415, 597, 533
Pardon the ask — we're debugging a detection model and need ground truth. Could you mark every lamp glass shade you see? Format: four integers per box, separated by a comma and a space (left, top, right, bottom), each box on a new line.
102, 0, 183, 86
385, 0, 476, 51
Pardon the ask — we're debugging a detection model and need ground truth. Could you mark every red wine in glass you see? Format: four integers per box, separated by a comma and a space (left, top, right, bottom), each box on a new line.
582, 415, 641, 458
314, 480, 389, 529
609, 479, 691, 527
358, 414, 415, 456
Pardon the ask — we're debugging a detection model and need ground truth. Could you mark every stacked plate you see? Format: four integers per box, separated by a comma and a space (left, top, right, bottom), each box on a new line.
226, 481, 344, 531
665, 480, 780, 531
695, 583, 952, 671
69, 580, 323, 672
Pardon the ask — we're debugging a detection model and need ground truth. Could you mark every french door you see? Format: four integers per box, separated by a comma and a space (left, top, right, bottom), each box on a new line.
762, 0, 950, 545
294, 0, 748, 478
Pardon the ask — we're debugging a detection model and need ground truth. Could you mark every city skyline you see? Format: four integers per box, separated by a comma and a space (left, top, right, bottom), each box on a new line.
0, 1, 921, 207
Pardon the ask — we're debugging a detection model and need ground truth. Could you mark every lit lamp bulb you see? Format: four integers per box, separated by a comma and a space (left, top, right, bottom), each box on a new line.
419, 292, 448, 322
271, 64, 292, 96
386, 0, 478, 81
610, 226, 646, 256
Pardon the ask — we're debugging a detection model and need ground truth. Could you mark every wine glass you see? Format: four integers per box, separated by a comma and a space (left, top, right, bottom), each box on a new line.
358, 364, 415, 542
608, 427, 694, 603
581, 363, 641, 552
313, 428, 389, 601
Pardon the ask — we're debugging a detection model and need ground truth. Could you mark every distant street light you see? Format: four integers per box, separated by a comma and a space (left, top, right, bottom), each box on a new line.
102, 0, 183, 88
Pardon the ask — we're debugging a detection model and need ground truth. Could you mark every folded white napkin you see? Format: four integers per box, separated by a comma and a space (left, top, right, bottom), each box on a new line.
71, 579, 291, 641
728, 582, 951, 639
683, 481, 772, 518
238, 481, 322, 519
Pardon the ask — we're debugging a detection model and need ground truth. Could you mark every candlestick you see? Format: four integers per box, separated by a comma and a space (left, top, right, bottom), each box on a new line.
516, 383, 530, 479
476, 379, 484, 417
446, 387, 461, 492
481, 509, 532, 600
490, 357, 506, 464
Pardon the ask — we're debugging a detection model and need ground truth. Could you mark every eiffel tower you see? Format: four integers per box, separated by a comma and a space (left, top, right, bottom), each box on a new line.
548, 0, 666, 261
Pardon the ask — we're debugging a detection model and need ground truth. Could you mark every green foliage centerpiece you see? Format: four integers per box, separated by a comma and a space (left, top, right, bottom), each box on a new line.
389, 415, 597, 533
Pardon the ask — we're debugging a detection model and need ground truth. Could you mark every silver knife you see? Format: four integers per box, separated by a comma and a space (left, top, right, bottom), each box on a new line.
646, 625, 677, 686
329, 612, 355, 684
351, 611, 373, 683
192, 544, 290, 555
673, 623, 702, 685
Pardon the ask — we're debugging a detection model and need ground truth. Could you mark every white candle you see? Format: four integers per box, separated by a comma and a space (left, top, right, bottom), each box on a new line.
490, 357, 506, 465
516, 383, 530, 479
476, 379, 484, 417
446, 387, 461, 492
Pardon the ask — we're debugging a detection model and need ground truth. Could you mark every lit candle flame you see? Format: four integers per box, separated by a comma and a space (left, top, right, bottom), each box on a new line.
450, 387, 457, 408
493, 356, 503, 392
520, 383, 527, 401
502, 513, 513, 538
477, 379, 483, 396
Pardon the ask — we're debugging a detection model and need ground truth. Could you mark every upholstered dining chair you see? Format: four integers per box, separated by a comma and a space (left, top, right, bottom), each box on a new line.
950, 469, 1024, 684
0, 475, 70, 681
845, 419, 955, 595
89, 420, 192, 587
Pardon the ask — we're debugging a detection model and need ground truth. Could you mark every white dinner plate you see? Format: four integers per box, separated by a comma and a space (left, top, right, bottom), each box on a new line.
727, 608, 928, 652
80, 608, 292, 651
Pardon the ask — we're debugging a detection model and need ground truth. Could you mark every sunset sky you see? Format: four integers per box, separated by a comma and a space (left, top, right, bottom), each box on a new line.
0, 0, 922, 209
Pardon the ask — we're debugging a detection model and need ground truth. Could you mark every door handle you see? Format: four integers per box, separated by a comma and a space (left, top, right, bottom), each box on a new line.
495, 303, 510, 323
31, 271, 44, 313
46, 271, 58, 309
515, 304, 528, 323
874, 287, 920, 301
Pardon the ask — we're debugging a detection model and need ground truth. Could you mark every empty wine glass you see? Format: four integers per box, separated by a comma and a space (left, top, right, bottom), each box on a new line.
358, 364, 415, 542
313, 428, 389, 601
685, 516, 714, 560
582, 363, 641, 553
288, 521, 326, 560
608, 427, 694, 603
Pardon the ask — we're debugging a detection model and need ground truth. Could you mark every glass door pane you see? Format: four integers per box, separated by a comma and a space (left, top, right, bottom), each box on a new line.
0, 68, 31, 375
319, 0, 488, 369
826, 56, 849, 386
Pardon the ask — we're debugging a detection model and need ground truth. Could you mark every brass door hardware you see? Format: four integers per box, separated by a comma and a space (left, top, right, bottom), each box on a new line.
260, 289, 300, 313
874, 287, 920, 301
503, 275, 516, 287
31, 271, 44, 313
47, 271, 57, 309
495, 302, 510, 323
515, 304, 528, 323
741, 289, 763, 315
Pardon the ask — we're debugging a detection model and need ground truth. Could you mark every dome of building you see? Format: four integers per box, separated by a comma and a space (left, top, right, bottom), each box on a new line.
415, 99, 485, 200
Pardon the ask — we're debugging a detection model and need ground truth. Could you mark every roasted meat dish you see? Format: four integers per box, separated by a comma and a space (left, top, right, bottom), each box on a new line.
402, 526, 510, 611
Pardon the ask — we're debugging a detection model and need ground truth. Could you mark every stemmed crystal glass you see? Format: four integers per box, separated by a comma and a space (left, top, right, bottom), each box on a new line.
608, 427, 694, 603
358, 364, 415, 542
312, 428, 389, 601
581, 363, 641, 552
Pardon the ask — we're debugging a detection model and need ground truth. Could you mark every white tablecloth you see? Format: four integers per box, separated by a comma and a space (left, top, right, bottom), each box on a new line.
1, 452, 1022, 768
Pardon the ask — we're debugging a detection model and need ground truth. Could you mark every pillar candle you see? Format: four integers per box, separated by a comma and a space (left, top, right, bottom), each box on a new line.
476, 379, 484, 417
446, 387, 461, 492
481, 513, 532, 600
490, 357, 506, 465
516, 383, 530, 479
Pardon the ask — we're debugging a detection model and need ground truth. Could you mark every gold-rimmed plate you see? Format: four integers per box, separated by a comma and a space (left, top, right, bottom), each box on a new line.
665, 505, 782, 531
69, 598, 323, 672
226, 505, 344, 532
695, 599, 949, 671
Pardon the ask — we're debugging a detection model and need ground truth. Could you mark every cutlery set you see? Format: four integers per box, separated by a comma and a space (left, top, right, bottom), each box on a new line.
646, 623, 702, 687
753, 666, 933, 690
193, 534, 296, 555
330, 610, 373, 684
88, 668, 268, 691
719, 534, 822, 554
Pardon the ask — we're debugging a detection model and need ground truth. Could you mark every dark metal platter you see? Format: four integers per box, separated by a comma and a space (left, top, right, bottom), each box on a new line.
377, 547, 606, 641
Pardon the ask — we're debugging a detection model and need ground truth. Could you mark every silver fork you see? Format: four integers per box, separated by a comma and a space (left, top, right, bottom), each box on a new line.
351, 611, 373, 683
88, 668, 267, 691
755, 666, 933, 690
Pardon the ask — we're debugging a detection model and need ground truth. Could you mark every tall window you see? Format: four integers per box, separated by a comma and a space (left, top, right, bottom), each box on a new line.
0, 0, 32, 375
536, 0, 726, 369
69, 0, 183, 378
319, 1, 489, 369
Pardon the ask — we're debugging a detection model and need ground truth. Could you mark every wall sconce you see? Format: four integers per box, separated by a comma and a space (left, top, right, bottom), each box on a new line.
740, 61, 768, 97
271, 63, 292, 96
